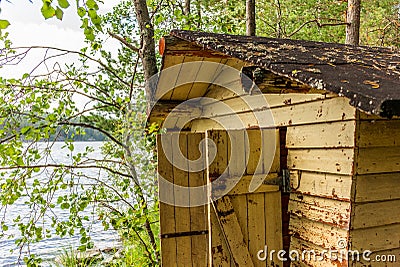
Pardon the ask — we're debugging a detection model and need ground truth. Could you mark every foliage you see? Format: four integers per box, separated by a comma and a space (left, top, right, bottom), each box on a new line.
0, 1, 159, 265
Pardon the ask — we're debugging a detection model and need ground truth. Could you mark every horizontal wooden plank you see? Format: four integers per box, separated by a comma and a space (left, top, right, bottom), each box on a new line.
271, 97, 356, 126
351, 223, 400, 252
288, 148, 355, 175
289, 215, 348, 250
290, 171, 352, 200
357, 147, 400, 174
203, 93, 331, 113
358, 120, 400, 147
287, 120, 356, 148
200, 97, 356, 129
350, 248, 400, 267
352, 199, 400, 229
289, 194, 351, 229
290, 237, 348, 267
360, 112, 400, 121
354, 173, 400, 203
212, 174, 280, 197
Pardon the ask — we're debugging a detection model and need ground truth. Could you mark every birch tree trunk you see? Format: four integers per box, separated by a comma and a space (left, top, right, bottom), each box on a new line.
133, 0, 158, 100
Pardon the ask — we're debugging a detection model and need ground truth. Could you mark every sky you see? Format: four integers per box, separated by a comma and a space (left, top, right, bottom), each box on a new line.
0, 0, 120, 77
0, 0, 121, 108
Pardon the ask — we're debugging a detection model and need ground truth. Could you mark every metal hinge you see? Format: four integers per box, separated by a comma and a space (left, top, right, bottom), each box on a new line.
281, 169, 291, 193
262, 169, 291, 193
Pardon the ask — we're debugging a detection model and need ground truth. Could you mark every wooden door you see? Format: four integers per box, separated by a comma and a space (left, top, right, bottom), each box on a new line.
157, 129, 283, 267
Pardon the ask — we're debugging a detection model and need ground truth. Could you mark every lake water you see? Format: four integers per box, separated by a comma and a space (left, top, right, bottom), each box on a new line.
0, 142, 121, 266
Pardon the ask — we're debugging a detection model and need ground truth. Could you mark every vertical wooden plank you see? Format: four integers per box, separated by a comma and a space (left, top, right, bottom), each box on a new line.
227, 129, 249, 257
265, 191, 283, 267
246, 129, 263, 175
188, 133, 209, 267
209, 130, 229, 200
227, 130, 246, 177
248, 193, 266, 267
207, 130, 231, 266
262, 129, 280, 173
173, 133, 192, 267
209, 209, 231, 267
157, 134, 177, 266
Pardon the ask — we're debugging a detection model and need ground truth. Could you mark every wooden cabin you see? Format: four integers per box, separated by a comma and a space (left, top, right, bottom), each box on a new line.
148, 30, 400, 267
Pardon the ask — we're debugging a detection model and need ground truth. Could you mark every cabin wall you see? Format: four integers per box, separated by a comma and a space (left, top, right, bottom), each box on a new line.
191, 90, 357, 267
349, 115, 400, 267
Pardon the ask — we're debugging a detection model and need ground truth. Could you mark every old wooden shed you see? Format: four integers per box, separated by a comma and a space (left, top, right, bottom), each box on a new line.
148, 30, 400, 267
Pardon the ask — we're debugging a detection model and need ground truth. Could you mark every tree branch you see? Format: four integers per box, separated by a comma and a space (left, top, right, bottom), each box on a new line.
286, 19, 349, 38
107, 31, 140, 52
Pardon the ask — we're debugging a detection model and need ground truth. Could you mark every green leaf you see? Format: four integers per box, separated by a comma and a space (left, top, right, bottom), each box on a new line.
57, 0, 70, 9
55, 7, 63, 20
86, 0, 98, 10
60, 203, 70, 209
84, 27, 95, 41
21, 126, 31, 135
41, 3, 56, 19
0, 20, 10, 30
77, 7, 86, 18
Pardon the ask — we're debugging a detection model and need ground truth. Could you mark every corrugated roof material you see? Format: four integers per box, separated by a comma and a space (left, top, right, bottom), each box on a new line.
168, 30, 400, 117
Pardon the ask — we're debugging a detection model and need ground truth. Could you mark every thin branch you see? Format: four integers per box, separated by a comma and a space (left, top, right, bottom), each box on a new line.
5, 46, 130, 87
0, 164, 132, 178
107, 31, 140, 52
286, 19, 349, 38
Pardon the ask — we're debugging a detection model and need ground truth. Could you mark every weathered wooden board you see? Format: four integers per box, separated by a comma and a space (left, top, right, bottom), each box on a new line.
290, 237, 348, 267
212, 174, 280, 196
358, 120, 400, 147
209, 207, 231, 266
349, 248, 400, 267
351, 199, 400, 229
289, 215, 348, 250
351, 223, 400, 252
265, 191, 284, 267
246, 129, 263, 175
187, 133, 209, 267
290, 171, 352, 200
172, 134, 192, 266
354, 173, 400, 203
157, 134, 177, 266
212, 196, 255, 266
357, 147, 400, 174
201, 97, 356, 128
203, 94, 332, 114
287, 120, 356, 148
288, 148, 355, 175
230, 194, 249, 245
289, 194, 351, 228
247, 193, 266, 267
157, 55, 185, 100
207, 130, 229, 180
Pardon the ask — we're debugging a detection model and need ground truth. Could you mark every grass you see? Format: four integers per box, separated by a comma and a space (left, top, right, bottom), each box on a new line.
49, 246, 101, 267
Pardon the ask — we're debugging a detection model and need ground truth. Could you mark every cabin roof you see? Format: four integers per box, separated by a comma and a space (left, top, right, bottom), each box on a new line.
160, 30, 400, 117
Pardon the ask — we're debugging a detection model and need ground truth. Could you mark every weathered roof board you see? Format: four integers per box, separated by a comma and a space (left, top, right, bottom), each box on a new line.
166, 30, 400, 118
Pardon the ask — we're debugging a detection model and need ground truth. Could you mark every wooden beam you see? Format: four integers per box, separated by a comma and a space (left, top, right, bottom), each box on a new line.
212, 196, 255, 266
